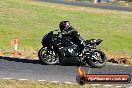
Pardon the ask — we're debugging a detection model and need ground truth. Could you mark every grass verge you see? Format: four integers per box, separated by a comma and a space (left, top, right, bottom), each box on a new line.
0, 80, 127, 88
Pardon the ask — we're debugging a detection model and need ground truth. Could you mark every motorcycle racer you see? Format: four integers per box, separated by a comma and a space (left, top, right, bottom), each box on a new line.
59, 21, 85, 54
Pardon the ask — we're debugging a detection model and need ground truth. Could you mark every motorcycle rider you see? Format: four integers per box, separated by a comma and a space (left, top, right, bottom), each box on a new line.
59, 21, 85, 55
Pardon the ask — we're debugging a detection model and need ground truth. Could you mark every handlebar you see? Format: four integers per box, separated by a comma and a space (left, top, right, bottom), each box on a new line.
51, 29, 59, 32
51, 29, 65, 36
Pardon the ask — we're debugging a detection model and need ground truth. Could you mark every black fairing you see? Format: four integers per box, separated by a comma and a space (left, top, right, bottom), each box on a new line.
42, 31, 53, 46
42, 31, 63, 51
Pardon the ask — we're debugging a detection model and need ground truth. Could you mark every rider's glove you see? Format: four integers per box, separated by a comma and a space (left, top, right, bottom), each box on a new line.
55, 32, 61, 36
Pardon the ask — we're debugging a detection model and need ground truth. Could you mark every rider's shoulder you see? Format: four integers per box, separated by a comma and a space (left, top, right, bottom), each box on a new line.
68, 26, 77, 31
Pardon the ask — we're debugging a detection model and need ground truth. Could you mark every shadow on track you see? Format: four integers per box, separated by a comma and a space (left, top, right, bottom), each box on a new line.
0, 56, 88, 66
0, 56, 41, 64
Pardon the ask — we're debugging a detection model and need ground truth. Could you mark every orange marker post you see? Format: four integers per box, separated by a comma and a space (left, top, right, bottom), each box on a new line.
13, 39, 18, 56
0, 48, 3, 56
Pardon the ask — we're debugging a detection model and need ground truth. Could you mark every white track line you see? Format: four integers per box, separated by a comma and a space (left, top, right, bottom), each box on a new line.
37, 80, 46, 82
123, 65, 129, 66
104, 85, 112, 87
52, 81, 59, 83
18, 79, 28, 81
109, 63, 131, 66
2, 78, 14, 80
20, 57, 26, 58
64, 82, 73, 84
9, 56, 12, 57
34, 58, 38, 59
92, 84, 101, 86
116, 86, 123, 87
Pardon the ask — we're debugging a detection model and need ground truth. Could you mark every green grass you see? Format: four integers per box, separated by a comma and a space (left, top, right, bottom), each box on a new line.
0, 0, 132, 53
0, 80, 127, 88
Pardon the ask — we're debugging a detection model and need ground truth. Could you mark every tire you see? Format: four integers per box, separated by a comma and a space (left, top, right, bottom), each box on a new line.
86, 49, 107, 68
76, 76, 87, 85
38, 47, 59, 65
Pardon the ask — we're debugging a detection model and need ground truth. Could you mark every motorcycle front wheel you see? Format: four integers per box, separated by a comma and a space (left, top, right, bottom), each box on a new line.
86, 49, 107, 68
38, 47, 59, 65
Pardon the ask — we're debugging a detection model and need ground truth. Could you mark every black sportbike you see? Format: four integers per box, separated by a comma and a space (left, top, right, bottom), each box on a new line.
38, 30, 107, 68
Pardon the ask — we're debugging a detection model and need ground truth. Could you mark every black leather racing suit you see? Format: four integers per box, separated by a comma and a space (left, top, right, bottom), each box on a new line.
61, 26, 85, 53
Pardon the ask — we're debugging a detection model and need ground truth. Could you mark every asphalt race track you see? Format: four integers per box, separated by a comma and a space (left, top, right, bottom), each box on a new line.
0, 56, 132, 87
35, 0, 132, 12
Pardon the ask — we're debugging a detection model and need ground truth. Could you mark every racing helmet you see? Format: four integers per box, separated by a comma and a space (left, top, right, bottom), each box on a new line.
59, 21, 70, 32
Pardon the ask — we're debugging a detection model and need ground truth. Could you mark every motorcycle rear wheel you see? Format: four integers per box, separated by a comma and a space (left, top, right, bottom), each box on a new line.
86, 49, 107, 68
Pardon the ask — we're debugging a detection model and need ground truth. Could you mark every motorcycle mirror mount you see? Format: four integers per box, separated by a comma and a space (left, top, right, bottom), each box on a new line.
54, 29, 59, 32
